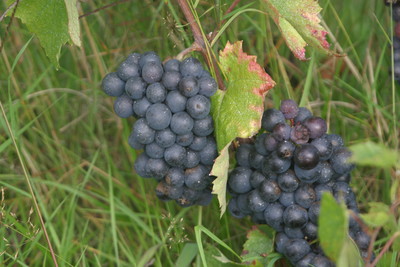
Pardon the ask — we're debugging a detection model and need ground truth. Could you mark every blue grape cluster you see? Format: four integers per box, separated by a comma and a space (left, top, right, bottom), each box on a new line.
102, 51, 218, 206
390, 3, 400, 82
227, 100, 372, 266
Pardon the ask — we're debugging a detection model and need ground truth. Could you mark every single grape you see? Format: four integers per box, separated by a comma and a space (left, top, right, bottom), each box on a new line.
128, 132, 144, 150
276, 140, 296, 159
114, 94, 134, 118
261, 108, 286, 132
146, 82, 166, 103
125, 52, 141, 65
102, 72, 125, 97
294, 107, 312, 124
317, 161, 334, 184
170, 111, 194, 135
162, 71, 181, 90
163, 58, 180, 72
180, 57, 203, 77
185, 165, 209, 190
164, 144, 186, 167
133, 97, 151, 117
145, 103, 172, 130
296, 253, 316, 267
283, 204, 308, 228
236, 143, 253, 168
176, 132, 194, 147
263, 152, 291, 174
139, 51, 161, 68
294, 163, 322, 183
311, 136, 333, 160
125, 77, 147, 99
117, 60, 140, 81
275, 232, 289, 254
284, 239, 310, 263
247, 189, 268, 213
310, 255, 334, 267
330, 147, 354, 174
132, 118, 155, 145
272, 122, 292, 141
142, 62, 164, 83
199, 137, 218, 166
277, 170, 300, 193
189, 135, 207, 151
179, 76, 200, 97
185, 149, 200, 168
146, 158, 169, 180
314, 184, 333, 201
250, 171, 266, 189
186, 95, 211, 119
290, 123, 310, 144
308, 202, 320, 224
228, 198, 246, 219
259, 180, 281, 202
326, 134, 344, 150
264, 203, 284, 231
198, 76, 217, 97
294, 144, 320, 170
192, 115, 214, 137
228, 167, 253, 194
134, 153, 150, 178
145, 142, 165, 159
264, 133, 279, 151
254, 133, 269, 156
279, 192, 295, 207
165, 167, 185, 187
303, 117, 327, 139
284, 226, 305, 239
280, 99, 299, 119
249, 149, 265, 171
165, 90, 187, 113
155, 128, 176, 148
294, 184, 316, 209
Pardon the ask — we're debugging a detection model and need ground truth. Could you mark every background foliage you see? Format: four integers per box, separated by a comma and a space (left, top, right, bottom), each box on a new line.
0, 0, 398, 266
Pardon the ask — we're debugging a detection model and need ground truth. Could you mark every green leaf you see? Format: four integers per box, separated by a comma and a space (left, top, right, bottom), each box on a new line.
241, 226, 274, 266
64, 0, 82, 47
175, 243, 198, 267
319, 193, 348, 262
10, 0, 81, 67
337, 237, 363, 267
137, 244, 162, 267
349, 141, 399, 169
211, 41, 275, 152
262, 0, 334, 60
360, 202, 390, 228
204, 246, 243, 267
211, 144, 231, 217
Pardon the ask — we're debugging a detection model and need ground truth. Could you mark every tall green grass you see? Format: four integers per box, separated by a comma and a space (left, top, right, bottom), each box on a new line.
0, 0, 398, 266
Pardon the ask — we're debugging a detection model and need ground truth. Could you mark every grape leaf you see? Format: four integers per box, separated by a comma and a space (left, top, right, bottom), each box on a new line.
10, 0, 81, 67
319, 193, 348, 262
337, 237, 363, 267
211, 41, 275, 151
241, 226, 274, 266
263, 0, 333, 60
210, 41, 275, 216
349, 141, 400, 169
211, 144, 230, 217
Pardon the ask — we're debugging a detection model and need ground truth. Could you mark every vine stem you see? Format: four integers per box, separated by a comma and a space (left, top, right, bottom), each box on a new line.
175, 0, 226, 90
0, 101, 59, 266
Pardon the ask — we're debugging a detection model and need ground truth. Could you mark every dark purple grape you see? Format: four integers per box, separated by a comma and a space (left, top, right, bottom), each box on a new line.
163, 58, 180, 72
294, 163, 322, 183
279, 192, 295, 207
176, 132, 194, 147
261, 108, 286, 132
228, 197, 246, 219
296, 253, 316, 267
303, 117, 327, 139
263, 152, 291, 174
198, 76, 217, 97
254, 133, 269, 156
284, 239, 310, 263
139, 51, 161, 68
250, 171, 266, 189
249, 149, 265, 170
280, 99, 299, 119
184, 165, 209, 190
142, 62, 163, 83
189, 136, 207, 151
290, 123, 310, 144
275, 232, 289, 254
145, 142, 165, 159
308, 202, 320, 224
165, 90, 187, 113
125, 53, 141, 65
236, 144, 252, 167
264, 133, 279, 151
133, 97, 151, 117
330, 147, 354, 174
186, 95, 211, 119
311, 136, 333, 160
326, 134, 344, 150
283, 204, 308, 228
192, 115, 214, 137
146, 82, 166, 103
317, 161, 334, 184
272, 122, 291, 141
259, 180, 281, 202
315, 184, 333, 201
170, 111, 194, 135
162, 71, 181, 90
277, 170, 299, 192
117, 60, 140, 81
165, 168, 185, 187
247, 189, 268, 213
310, 255, 334, 267
184, 149, 200, 169
134, 153, 150, 178
155, 128, 176, 148
145, 103, 172, 130
264, 203, 284, 231
284, 226, 305, 239
164, 144, 186, 167
294, 107, 312, 124
128, 132, 144, 150
132, 118, 155, 145
146, 158, 169, 180
276, 140, 296, 159
294, 144, 320, 170
294, 184, 316, 209
199, 137, 217, 165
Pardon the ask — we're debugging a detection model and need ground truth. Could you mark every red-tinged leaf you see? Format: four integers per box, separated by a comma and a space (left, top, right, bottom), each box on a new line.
263, 0, 334, 60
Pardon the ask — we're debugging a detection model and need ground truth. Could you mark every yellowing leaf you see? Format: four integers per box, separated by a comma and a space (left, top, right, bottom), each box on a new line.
211, 144, 231, 217
211, 41, 275, 151
263, 0, 333, 60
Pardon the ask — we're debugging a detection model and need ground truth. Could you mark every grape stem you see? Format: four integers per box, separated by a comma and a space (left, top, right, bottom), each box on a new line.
176, 0, 243, 91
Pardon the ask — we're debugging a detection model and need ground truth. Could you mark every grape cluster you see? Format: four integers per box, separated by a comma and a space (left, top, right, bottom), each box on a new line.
227, 100, 371, 266
388, 2, 400, 82
102, 51, 218, 206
